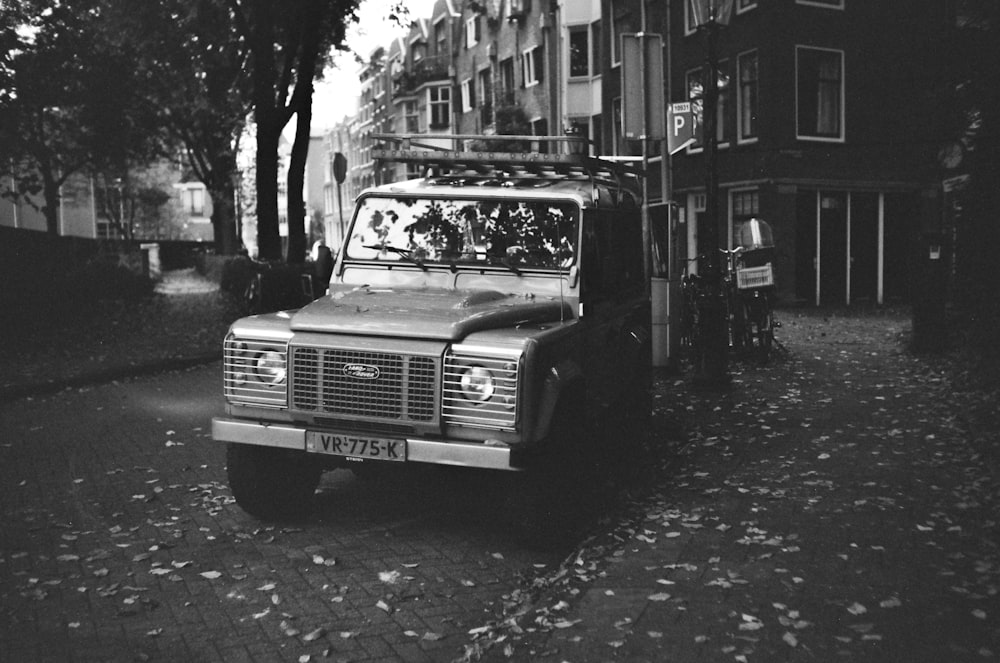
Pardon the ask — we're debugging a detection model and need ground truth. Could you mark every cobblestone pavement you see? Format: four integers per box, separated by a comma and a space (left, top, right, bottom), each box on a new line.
467, 311, 1000, 662
0, 366, 579, 662
2, 273, 998, 662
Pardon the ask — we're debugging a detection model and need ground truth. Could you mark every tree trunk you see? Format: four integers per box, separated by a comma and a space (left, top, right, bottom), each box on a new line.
255, 120, 282, 261
210, 188, 239, 256
208, 151, 240, 255
41, 169, 60, 236
250, 0, 283, 262
286, 97, 312, 265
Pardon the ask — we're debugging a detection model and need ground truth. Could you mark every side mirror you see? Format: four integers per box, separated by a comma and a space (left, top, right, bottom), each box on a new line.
568, 265, 579, 288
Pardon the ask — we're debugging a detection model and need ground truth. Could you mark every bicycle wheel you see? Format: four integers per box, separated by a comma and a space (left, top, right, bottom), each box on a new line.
745, 291, 773, 361
726, 287, 745, 352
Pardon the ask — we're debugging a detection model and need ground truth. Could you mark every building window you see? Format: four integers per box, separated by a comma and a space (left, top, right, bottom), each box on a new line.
461, 78, 475, 112
183, 187, 205, 216
569, 25, 590, 77
684, 0, 699, 35
428, 86, 450, 128
477, 67, 493, 107
737, 50, 758, 143
796, 0, 844, 8
737, 0, 757, 12
686, 63, 730, 152
499, 57, 515, 104
796, 46, 844, 141
434, 19, 447, 56
611, 11, 635, 66
522, 45, 543, 87
612, 97, 623, 155
404, 101, 419, 132
411, 42, 425, 63
465, 15, 480, 48
731, 189, 759, 220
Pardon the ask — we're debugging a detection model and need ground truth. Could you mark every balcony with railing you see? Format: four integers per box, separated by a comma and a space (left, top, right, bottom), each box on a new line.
393, 55, 451, 96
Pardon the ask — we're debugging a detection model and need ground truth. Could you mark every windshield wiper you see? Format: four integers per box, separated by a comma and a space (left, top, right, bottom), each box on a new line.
363, 244, 428, 271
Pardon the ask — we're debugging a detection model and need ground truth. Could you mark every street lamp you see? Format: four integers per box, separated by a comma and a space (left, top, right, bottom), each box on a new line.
691, 0, 734, 387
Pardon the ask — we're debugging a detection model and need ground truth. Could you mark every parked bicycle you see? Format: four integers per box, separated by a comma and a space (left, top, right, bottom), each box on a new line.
680, 217, 778, 361
731, 218, 778, 360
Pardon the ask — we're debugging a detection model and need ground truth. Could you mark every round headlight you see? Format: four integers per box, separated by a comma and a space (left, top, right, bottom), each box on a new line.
255, 350, 286, 385
460, 365, 495, 402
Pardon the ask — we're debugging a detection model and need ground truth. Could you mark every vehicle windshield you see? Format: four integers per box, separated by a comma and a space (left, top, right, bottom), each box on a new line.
345, 196, 578, 271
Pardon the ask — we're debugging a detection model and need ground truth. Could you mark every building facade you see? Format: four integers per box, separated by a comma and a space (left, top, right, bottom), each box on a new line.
319, 0, 957, 307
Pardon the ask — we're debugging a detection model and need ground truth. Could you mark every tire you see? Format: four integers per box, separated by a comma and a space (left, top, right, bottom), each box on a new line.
227, 443, 322, 520
747, 295, 773, 362
504, 398, 594, 543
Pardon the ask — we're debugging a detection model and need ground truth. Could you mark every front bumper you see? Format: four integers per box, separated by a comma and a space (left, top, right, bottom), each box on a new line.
212, 417, 518, 471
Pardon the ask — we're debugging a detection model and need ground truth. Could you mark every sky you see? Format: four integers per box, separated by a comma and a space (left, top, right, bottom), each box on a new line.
312, 0, 438, 133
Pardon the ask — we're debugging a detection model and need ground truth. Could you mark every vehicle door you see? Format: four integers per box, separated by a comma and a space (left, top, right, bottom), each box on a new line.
578, 208, 647, 412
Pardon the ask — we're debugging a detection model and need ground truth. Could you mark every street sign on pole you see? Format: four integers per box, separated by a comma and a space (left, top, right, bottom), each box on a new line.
621, 33, 664, 140
667, 102, 697, 154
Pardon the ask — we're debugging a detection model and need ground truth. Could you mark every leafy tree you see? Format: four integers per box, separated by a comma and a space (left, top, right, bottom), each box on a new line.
101, 0, 252, 255
0, 0, 158, 235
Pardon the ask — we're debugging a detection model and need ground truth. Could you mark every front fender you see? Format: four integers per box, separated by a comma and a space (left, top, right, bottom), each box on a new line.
532, 358, 585, 442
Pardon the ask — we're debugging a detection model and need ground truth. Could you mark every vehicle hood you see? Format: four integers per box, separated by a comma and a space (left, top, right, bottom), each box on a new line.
290, 284, 574, 340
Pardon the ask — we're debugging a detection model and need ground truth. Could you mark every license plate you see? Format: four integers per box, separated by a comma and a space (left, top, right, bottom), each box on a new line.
306, 432, 406, 462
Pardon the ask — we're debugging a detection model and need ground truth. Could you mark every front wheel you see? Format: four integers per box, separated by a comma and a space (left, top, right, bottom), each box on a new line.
227, 444, 322, 520
743, 293, 774, 362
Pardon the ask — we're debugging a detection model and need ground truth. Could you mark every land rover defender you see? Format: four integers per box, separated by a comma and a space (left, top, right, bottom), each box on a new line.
212, 134, 652, 520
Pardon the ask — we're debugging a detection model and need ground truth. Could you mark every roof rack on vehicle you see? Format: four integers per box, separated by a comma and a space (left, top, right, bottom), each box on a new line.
371, 133, 642, 199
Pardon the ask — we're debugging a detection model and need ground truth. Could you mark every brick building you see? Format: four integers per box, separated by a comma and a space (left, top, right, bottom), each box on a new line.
321, 0, 961, 307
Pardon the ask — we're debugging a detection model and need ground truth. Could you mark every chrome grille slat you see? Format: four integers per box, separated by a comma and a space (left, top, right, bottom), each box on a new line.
291, 347, 437, 423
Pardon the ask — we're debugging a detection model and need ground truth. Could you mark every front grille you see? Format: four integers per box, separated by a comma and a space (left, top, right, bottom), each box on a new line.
291, 348, 437, 422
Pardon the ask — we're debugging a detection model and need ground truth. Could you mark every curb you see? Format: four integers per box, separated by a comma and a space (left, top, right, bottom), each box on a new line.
0, 351, 222, 403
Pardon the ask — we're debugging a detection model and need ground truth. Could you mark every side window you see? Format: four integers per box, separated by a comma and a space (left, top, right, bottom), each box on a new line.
581, 210, 644, 304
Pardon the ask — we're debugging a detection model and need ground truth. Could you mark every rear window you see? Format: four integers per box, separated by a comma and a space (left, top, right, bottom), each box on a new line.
346, 196, 579, 270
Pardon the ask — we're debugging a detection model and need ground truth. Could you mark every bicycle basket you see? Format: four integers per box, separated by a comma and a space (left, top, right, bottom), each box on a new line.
736, 263, 774, 289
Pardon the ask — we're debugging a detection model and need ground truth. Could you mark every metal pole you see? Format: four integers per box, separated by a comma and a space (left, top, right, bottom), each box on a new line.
336, 182, 344, 246
694, 20, 729, 387
639, 2, 652, 290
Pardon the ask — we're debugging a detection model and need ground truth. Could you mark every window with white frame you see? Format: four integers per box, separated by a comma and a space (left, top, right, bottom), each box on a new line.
466, 15, 480, 48
522, 45, 542, 87
461, 79, 475, 112
737, 50, 758, 143
796, 46, 844, 141
428, 86, 450, 128
686, 62, 730, 151
568, 25, 590, 77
